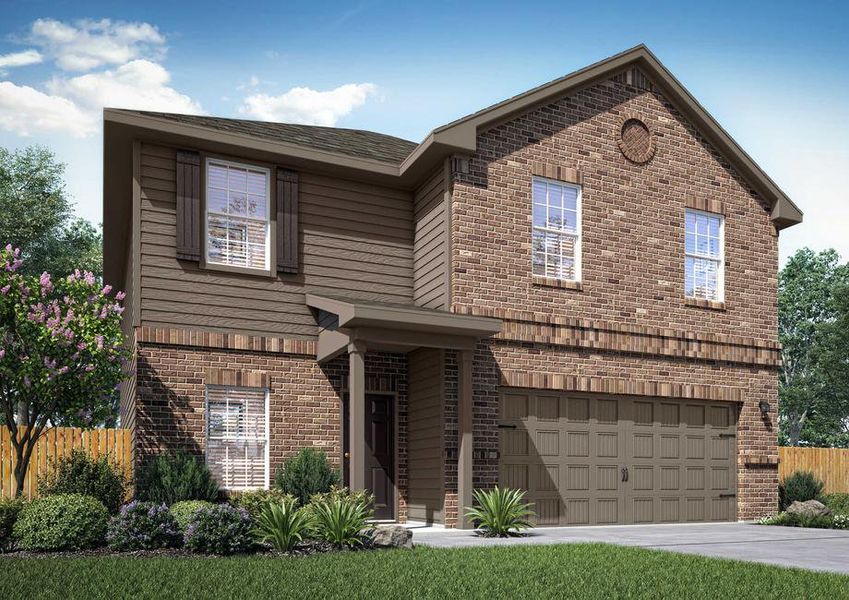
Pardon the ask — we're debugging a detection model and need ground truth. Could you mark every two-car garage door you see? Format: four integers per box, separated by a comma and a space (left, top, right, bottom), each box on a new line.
499, 390, 738, 526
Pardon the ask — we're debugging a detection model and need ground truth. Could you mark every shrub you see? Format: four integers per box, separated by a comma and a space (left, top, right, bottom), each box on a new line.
834, 514, 849, 530
136, 450, 219, 505
308, 486, 374, 508
310, 496, 372, 548
303, 486, 374, 524
823, 493, 849, 515
37, 450, 128, 514
758, 511, 836, 529
465, 487, 535, 537
13, 494, 108, 551
778, 471, 824, 511
275, 448, 339, 506
106, 501, 181, 551
170, 500, 214, 531
252, 497, 313, 552
230, 489, 292, 520
183, 504, 253, 555
0, 497, 25, 551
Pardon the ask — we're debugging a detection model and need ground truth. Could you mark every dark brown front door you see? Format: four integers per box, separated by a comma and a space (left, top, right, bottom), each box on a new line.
342, 393, 395, 520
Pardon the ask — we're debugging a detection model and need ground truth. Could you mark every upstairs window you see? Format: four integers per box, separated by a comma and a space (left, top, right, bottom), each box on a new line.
685, 209, 724, 301
206, 159, 270, 271
532, 178, 582, 281
206, 386, 268, 491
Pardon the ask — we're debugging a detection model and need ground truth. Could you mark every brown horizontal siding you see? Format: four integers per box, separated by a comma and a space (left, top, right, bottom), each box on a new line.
413, 167, 448, 310
406, 348, 444, 523
137, 143, 414, 339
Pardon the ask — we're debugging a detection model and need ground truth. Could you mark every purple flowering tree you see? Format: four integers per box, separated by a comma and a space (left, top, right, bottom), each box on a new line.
0, 245, 127, 496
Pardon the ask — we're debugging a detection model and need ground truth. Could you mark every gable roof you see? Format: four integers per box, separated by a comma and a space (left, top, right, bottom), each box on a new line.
103, 45, 802, 286
104, 45, 801, 229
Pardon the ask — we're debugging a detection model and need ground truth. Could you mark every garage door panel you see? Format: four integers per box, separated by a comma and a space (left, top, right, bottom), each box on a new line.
633, 433, 654, 458
537, 395, 560, 420
596, 432, 619, 457
660, 466, 680, 490
596, 399, 618, 423
596, 498, 620, 523
567, 397, 590, 421
565, 499, 590, 525
535, 499, 561, 525
501, 463, 528, 490
565, 431, 589, 456
685, 435, 706, 459
660, 497, 681, 522
596, 465, 620, 491
499, 390, 738, 527
536, 430, 560, 456
660, 435, 680, 458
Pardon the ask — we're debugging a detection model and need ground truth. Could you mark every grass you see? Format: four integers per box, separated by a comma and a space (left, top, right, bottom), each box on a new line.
2, 543, 848, 599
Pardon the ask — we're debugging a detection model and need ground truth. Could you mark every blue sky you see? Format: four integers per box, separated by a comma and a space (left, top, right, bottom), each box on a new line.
0, 1, 847, 265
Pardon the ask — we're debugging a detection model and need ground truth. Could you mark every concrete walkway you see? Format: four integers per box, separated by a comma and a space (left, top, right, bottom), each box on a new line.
411, 522, 849, 575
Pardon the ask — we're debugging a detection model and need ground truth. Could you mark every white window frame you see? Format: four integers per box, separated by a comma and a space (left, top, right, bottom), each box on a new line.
204, 158, 271, 272
531, 177, 582, 282
684, 208, 725, 302
204, 385, 270, 492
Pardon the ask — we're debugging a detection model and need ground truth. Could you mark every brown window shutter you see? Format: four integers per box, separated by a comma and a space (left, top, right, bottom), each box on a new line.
276, 169, 299, 273
175, 150, 201, 262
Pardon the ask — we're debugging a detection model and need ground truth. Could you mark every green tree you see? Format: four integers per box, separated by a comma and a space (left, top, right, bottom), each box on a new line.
0, 246, 126, 496
779, 248, 849, 446
0, 145, 101, 277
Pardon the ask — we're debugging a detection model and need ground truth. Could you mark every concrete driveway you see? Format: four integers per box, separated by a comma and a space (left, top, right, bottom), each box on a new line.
411, 522, 849, 575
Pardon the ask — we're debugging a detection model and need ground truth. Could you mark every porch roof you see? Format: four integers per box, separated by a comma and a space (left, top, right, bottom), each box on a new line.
305, 294, 501, 362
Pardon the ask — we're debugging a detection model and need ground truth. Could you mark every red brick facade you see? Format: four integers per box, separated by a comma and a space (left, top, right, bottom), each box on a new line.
448, 71, 780, 522
134, 343, 409, 520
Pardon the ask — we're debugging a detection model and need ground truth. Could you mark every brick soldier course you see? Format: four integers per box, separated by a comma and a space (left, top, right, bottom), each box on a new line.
105, 45, 801, 528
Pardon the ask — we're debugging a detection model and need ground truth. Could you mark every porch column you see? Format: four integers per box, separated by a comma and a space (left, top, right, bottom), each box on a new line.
348, 340, 367, 491
457, 349, 474, 529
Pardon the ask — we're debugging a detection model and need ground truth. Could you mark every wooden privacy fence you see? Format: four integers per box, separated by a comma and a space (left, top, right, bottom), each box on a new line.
779, 447, 849, 494
0, 427, 132, 499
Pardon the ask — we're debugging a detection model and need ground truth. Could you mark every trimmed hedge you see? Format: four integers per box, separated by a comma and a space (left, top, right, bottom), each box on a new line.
183, 504, 253, 555
170, 500, 215, 531
13, 494, 108, 551
0, 497, 25, 551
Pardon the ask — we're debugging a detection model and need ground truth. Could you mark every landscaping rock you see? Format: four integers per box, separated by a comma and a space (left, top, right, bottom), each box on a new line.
371, 525, 413, 549
786, 500, 831, 518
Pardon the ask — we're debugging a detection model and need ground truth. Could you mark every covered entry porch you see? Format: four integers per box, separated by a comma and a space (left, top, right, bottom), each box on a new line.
306, 294, 500, 528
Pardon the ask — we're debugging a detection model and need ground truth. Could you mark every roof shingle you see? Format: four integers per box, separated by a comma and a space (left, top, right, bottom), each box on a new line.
120, 110, 418, 165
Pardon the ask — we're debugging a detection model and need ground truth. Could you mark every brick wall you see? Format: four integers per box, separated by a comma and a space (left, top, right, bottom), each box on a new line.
450, 72, 780, 520
135, 342, 408, 518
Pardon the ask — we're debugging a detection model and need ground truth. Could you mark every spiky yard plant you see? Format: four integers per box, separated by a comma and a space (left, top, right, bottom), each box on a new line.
465, 486, 535, 537
252, 497, 313, 552
310, 496, 372, 548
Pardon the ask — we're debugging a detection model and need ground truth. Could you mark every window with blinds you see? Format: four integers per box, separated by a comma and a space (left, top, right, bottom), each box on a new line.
532, 177, 582, 281
206, 159, 270, 271
205, 386, 268, 491
685, 209, 724, 301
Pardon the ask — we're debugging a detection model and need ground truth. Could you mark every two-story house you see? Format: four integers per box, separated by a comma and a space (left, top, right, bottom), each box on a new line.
104, 45, 801, 528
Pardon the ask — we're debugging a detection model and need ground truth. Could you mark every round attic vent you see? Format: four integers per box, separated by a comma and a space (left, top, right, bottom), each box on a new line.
617, 117, 656, 164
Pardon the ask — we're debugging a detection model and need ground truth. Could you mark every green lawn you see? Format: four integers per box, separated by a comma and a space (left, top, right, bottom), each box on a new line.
2, 544, 848, 599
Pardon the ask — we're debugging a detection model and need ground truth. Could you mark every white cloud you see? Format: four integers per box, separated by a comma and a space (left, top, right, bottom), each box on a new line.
0, 49, 43, 71
48, 59, 203, 115
29, 18, 165, 71
0, 59, 203, 138
240, 83, 377, 126
0, 81, 93, 136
